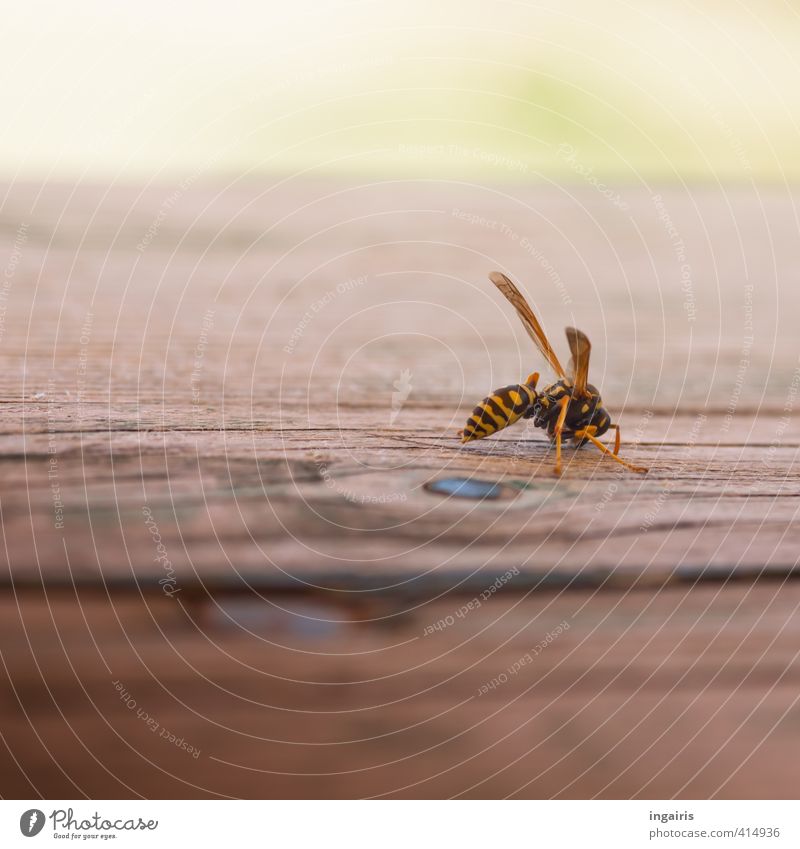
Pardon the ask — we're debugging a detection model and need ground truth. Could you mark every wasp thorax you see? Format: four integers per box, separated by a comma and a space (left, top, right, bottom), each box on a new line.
532, 380, 611, 442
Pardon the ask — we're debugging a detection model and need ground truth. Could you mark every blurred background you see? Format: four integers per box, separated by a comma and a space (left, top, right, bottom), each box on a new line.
4, 0, 800, 183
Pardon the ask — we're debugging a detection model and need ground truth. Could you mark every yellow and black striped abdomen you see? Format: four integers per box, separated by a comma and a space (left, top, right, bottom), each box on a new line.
461, 383, 537, 443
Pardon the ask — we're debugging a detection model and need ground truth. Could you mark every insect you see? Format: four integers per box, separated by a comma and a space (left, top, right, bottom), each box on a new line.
460, 271, 648, 476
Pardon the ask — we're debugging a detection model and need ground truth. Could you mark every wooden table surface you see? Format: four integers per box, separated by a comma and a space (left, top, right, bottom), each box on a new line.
1, 178, 798, 798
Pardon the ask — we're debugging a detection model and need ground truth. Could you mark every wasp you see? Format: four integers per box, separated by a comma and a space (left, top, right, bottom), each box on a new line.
460, 271, 648, 476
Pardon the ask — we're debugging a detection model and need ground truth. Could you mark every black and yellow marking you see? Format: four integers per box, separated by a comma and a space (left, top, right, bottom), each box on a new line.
461, 383, 537, 443
534, 380, 606, 439
457, 272, 646, 475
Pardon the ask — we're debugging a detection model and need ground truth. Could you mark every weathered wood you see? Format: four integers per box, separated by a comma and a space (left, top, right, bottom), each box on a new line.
1, 408, 798, 589
2, 584, 799, 799
1, 182, 799, 586
1, 180, 799, 798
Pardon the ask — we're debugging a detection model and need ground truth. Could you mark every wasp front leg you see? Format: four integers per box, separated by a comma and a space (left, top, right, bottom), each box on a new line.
553, 395, 570, 476
611, 423, 621, 455
575, 425, 647, 474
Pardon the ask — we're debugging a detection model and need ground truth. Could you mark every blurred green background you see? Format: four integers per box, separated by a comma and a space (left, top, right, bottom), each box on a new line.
3, 0, 800, 182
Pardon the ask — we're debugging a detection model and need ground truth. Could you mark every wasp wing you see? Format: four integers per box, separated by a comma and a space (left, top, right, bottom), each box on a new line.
488, 271, 566, 378
565, 326, 591, 397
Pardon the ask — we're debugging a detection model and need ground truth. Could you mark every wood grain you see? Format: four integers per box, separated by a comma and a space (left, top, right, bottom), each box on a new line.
2, 583, 799, 799
0, 179, 798, 797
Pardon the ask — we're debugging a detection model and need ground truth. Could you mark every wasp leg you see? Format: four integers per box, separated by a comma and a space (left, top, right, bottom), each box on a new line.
610, 424, 621, 455
553, 395, 570, 476
524, 371, 540, 389
575, 427, 648, 473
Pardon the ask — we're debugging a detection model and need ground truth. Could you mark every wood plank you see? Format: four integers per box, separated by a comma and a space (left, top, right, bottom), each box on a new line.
1, 584, 798, 799
2, 180, 800, 799
1, 181, 799, 585
0, 410, 797, 587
